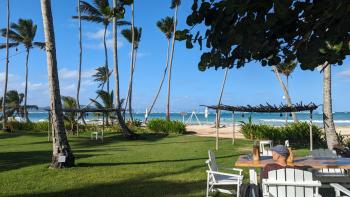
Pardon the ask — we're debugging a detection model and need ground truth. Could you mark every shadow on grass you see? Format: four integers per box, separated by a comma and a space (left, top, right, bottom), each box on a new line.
77, 154, 240, 168
11, 165, 206, 197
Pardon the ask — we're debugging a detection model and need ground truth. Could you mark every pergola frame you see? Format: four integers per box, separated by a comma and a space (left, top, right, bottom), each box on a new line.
202, 103, 318, 151
46, 108, 124, 141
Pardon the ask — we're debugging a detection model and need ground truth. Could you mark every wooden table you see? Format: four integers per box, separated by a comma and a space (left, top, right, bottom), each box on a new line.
235, 155, 350, 184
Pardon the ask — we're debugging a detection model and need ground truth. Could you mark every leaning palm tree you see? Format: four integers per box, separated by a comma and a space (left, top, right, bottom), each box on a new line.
40, 0, 74, 168
121, 27, 142, 122
112, 0, 135, 138
0, 90, 38, 120
0, 19, 45, 123
276, 61, 297, 123
144, 16, 174, 122
2, 0, 10, 130
166, 0, 181, 121
272, 65, 298, 123
72, 0, 130, 95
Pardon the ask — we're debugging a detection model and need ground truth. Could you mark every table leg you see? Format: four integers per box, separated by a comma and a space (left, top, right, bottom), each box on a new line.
249, 168, 258, 185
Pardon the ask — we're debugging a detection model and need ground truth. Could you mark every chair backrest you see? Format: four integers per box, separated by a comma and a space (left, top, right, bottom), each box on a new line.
311, 149, 337, 158
260, 140, 273, 156
262, 168, 321, 197
285, 140, 290, 147
208, 150, 218, 172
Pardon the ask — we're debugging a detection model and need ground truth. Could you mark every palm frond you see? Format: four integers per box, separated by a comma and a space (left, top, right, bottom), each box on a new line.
90, 98, 104, 109
121, 27, 142, 47
72, 15, 105, 23
171, 0, 181, 9
80, 1, 102, 17
62, 96, 78, 109
157, 16, 174, 39
0, 29, 23, 43
117, 20, 131, 26
33, 42, 46, 49
93, 0, 109, 14
26, 105, 39, 110
0, 42, 19, 49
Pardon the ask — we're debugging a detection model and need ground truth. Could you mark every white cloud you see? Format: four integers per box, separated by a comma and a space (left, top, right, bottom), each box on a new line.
59, 68, 96, 80
85, 38, 123, 49
86, 29, 111, 40
20, 82, 47, 90
338, 69, 350, 77
0, 72, 19, 83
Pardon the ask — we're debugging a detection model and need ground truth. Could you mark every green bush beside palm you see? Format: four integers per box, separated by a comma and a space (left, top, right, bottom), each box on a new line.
146, 119, 186, 134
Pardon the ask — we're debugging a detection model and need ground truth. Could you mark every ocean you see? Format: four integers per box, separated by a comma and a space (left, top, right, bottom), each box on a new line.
23, 111, 350, 126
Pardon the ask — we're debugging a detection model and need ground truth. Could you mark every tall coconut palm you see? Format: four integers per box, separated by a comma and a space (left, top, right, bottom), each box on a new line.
322, 62, 339, 149
272, 65, 298, 123
2, 0, 10, 130
121, 27, 142, 122
276, 61, 297, 123
90, 90, 114, 125
61, 96, 78, 133
145, 17, 174, 122
0, 90, 38, 120
112, 0, 135, 138
40, 0, 74, 168
93, 66, 112, 91
75, 0, 86, 125
72, 0, 130, 95
0, 19, 45, 123
166, 0, 181, 121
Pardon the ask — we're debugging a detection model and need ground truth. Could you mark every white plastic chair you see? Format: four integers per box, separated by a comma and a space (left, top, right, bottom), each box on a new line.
311, 149, 346, 176
262, 168, 322, 197
330, 183, 350, 197
206, 150, 243, 197
260, 140, 273, 156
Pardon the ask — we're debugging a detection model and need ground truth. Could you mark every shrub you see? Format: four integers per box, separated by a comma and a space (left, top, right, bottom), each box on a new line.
1, 121, 49, 132
147, 119, 186, 134
240, 121, 325, 148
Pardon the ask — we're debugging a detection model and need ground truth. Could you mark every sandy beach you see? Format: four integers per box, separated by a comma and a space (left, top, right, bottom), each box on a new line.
186, 125, 350, 139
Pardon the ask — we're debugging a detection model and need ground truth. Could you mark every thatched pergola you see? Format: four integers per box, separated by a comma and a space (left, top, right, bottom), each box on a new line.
202, 102, 318, 151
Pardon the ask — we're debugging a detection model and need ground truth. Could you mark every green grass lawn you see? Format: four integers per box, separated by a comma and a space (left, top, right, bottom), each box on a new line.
0, 130, 258, 197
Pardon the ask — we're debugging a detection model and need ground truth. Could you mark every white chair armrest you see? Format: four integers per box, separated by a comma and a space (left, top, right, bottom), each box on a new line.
207, 170, 243, 179
330, 183, 350, 196
221, 167, 243, 175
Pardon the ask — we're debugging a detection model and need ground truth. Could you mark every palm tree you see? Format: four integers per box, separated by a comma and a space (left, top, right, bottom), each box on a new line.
90, 90, 114, 125
145, 16, 174, 122
93, 66, 112, 91
72, 0, 129, 95
40, 0, 74, 168
0, 19, 45, 123
166, 0, 181, 121
112, 0, 135, 138
276, 61, 297, 123
121, 27, 142, 122
322, 62, 339, 149
0, 90, 38, 120
272, 65, 298, 123
2, 0, 10, 130
75, 0, 86, 125
61, 96, 78, 133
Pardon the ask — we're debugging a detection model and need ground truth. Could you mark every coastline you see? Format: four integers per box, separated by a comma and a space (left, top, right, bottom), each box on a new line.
186, 125, 350, 139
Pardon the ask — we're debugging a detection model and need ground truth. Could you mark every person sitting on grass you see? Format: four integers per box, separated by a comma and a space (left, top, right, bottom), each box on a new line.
261, 145, 290, 179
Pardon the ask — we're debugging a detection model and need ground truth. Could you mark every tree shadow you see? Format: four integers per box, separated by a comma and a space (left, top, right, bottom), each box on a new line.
11, 165, 207, 197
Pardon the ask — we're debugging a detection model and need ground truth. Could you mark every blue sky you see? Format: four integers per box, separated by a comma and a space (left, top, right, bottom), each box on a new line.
0, 0, 349, 112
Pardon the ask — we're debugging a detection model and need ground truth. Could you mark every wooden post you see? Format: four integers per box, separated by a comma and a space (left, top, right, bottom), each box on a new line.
310, 110, 313, 151
232, 111, 235, 145
216, 110, 219, 150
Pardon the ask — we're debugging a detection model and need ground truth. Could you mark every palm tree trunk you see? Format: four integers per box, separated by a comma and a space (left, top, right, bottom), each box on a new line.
323, 63, 339, 149
103, 24, 109, 125
41, 0, 74, 168
2, 0, 10, 130
24, 49, 30, 123
112, 0, 135, 138
76, 0, 86, 125
124, 1, 135, 121
166, 5, 179, 121
272, 66, 298, 123
285, 76, 289, 124
145, 38, 171, 122
215, 67, 229, 128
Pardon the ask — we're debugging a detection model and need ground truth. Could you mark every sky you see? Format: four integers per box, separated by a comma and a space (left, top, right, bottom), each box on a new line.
0, 0, 349, 113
